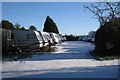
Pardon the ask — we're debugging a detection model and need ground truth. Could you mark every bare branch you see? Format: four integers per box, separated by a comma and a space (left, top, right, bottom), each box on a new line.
114, 2, 120, 12
84, 2, 120, 26
115, 12, 120, 16
85, 5, 106, 26
106, 2, 115, 18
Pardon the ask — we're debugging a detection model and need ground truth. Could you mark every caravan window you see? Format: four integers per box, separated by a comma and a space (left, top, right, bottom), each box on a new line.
27, 34, 35, 39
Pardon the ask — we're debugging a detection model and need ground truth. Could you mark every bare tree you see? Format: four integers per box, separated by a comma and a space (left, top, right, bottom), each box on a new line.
85, 2, 120, 26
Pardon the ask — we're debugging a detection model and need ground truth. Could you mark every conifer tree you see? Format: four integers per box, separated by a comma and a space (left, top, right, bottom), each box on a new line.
43, 16, 59, 33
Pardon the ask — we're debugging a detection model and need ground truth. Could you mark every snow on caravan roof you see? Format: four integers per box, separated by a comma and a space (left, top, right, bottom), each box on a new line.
40, 31, 49, 41
33, 30, 39, 35
42, 32, 52, 40
34, 30, 43, 41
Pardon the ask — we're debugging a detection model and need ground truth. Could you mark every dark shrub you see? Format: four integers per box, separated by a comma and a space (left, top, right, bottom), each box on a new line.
95, 18, 120, 56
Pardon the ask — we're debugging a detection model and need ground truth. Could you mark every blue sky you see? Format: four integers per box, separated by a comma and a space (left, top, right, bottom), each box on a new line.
2, 2, 99, 35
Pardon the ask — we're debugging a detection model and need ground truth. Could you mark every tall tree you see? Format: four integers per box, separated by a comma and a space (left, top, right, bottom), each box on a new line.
85, 2, 120, 55
85, 2, 120, 26
43, 16, 59, 33
29, 25, 37, 30
1, 20, 14, 30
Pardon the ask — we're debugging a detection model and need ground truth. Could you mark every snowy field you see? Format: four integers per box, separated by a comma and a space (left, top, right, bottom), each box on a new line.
2, 41, 119, 78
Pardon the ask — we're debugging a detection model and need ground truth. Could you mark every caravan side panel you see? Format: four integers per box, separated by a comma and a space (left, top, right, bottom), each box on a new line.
11, 30, 43, 49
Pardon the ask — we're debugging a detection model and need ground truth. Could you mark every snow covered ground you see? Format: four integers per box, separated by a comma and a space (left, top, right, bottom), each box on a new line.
2, 41, 119, 78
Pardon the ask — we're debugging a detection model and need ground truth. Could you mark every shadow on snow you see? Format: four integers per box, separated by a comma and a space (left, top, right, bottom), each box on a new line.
2, 65, 119, 78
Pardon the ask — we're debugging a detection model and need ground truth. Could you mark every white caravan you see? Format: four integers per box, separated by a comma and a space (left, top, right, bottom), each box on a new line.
56, 34, 64, 44
11, 30, 43, 49
49, 33, 60, 44
39, 31, 53, 46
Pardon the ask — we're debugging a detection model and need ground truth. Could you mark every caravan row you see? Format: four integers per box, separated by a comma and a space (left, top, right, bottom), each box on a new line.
11, 30, 64, 48
2, 29, 65, 53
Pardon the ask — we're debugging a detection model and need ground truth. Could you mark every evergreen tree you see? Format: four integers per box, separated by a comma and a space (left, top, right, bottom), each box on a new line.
29, 25, 37, 30
43, 16, 59, 33
1, 20, 14, 30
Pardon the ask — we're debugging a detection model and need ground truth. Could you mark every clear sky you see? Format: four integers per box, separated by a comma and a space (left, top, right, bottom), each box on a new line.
2, 2, 99, 35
